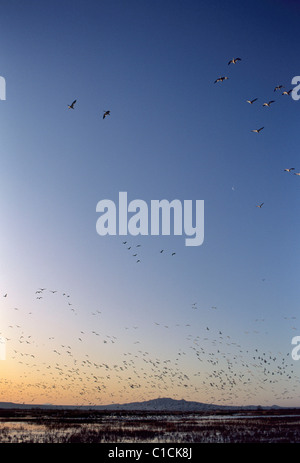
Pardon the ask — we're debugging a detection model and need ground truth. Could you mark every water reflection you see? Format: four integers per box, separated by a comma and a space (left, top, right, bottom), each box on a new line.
0, 412, 299, 443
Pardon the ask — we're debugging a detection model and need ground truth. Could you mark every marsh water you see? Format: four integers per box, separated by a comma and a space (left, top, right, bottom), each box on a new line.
0, 409, 299, 443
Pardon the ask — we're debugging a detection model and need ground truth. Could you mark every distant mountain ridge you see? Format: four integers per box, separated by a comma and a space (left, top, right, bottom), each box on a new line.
0, 397, 282, 411
97, 398, 236, 411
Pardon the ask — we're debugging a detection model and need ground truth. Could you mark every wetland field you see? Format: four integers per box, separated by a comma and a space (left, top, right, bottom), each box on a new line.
0, 407, 299, 444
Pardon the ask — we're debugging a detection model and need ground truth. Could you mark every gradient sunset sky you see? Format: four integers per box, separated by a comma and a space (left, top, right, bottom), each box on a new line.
0, 0, 299, 407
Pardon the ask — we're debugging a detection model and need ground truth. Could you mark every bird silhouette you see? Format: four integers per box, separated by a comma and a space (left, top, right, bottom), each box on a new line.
274, 85, 284, 92
103, 110, 110, 119
246, 98, 258, 104
262, 100, 275, 107
214, 76, 229, 83
68, 100, 77, 109
251, 127, 264, 133
228, 57, 241, 65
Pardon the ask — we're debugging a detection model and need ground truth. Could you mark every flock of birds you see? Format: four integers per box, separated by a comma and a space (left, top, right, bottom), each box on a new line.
0, 56, 299, 409
68, 58, 299, 217
214, 57, 299, 210
246, 82, 292, 136
121, 241, 176, 264
0, 286, 299, 407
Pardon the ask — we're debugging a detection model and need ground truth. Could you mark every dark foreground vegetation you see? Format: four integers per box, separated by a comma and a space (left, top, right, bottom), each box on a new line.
0, 408, 299, 443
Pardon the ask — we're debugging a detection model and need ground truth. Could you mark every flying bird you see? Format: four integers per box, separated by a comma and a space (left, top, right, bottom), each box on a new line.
256, 203, 264, 208
251, 127, 264, 133
103, 110, 110, 119
214, 76, 229, 83
274, 85, 284, 92
246, 98, 258, 104
282, 89, 292, 95
228, 57, 241, 65
284, 168, 295, 172
68, 100, 77, 109
262, 100, 275, 107
294, 172, 300, 176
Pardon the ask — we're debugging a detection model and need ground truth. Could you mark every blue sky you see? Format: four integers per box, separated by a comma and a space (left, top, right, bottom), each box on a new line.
0, 0, 299, 406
